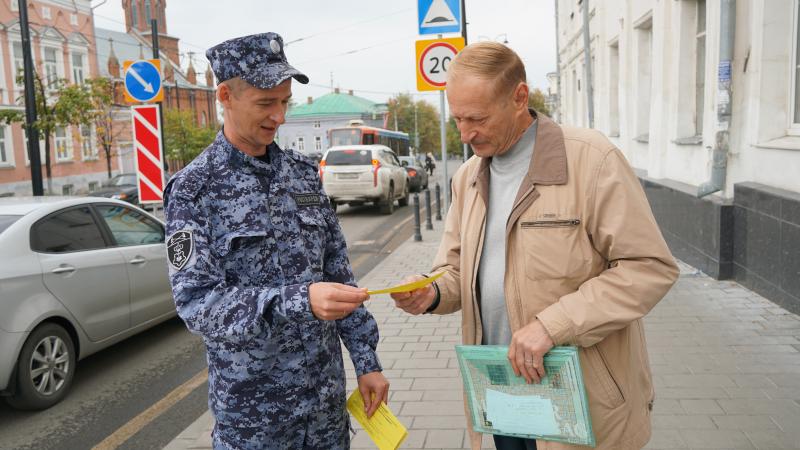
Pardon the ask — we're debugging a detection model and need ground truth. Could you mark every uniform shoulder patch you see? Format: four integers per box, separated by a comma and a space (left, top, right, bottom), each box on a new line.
167, 230, 194, 271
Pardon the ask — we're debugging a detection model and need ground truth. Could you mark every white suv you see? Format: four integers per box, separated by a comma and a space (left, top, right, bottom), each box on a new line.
320, 145, 409, 214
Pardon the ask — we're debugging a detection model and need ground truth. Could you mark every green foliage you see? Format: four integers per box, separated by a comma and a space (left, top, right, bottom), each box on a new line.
385, 93, 441, 157
528, 87, 550, 116
163, 109, 217, 164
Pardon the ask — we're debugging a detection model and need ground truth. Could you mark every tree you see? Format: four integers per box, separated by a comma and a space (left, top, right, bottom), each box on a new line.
528, 87, 550, 116
385, 93, 440, 157
82, 78, 126, 179
163, 109, 217, 165
0, 72, 96, 193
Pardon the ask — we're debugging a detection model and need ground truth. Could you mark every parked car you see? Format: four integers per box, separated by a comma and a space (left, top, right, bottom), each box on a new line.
320, 145, 409, 214
88, 173, 139, 205
399, 155, 429, 192
0, 197, 175, 410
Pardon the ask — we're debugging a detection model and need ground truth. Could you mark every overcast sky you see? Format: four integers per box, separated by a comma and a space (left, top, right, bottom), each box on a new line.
92, 0, 557, 110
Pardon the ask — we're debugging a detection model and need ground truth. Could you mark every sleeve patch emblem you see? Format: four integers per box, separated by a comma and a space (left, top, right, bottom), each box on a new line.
167, 230, 194, 271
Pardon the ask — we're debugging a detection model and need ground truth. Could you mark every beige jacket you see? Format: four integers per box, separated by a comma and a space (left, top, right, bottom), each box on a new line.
430, 112, 679, 450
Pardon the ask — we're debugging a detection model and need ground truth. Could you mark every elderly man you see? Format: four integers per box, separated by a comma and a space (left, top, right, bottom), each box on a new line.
391, 42, 678, 450
164, 33, 389, 450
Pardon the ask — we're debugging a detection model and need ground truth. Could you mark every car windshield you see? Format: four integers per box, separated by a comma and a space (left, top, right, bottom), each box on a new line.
0, 215, 21, 235
105, 174, 137, 187
325, 149, 373, 165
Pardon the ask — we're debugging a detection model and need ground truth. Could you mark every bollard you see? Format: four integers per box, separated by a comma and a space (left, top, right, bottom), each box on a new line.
424, 188, 433, 230
413, 193, 422, 241
434, 183, 442, 221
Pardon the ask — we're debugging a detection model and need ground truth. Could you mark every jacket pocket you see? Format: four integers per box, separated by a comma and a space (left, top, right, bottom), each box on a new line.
584, 345, 625, 409
519, 218, 591, 281
295, 208, 327, 272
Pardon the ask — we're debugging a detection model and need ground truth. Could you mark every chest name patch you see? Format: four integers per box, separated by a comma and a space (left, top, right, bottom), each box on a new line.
293, 193, 322, 207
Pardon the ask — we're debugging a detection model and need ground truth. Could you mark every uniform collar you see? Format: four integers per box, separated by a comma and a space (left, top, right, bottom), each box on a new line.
216, 128, 282, 175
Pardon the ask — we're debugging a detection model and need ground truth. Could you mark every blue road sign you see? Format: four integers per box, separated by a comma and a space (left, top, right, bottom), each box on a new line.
124, 60, 162, 103
418, 0, 462, 35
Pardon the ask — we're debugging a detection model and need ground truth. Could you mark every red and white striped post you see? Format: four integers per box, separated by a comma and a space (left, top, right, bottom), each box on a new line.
131, 104, 165, 203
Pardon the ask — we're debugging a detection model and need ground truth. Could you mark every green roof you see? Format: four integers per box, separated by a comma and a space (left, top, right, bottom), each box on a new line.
288, 92, 385, 118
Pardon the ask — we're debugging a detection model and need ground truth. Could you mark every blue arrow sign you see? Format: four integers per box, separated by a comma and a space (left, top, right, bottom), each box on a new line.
418, 0, 462, 35
125, 60, 162, 103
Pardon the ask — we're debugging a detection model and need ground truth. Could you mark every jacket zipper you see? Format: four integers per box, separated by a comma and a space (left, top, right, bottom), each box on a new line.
520, 219, 581, 228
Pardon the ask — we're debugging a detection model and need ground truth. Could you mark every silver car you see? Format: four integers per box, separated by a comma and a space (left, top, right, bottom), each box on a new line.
0, 197, 175, 410
321, 145, 409, 214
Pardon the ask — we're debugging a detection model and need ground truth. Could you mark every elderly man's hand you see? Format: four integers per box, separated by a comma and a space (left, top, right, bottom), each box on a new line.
390, 275, 436, 315
357, 371, 390, 418
508, 319, 555, 384
308, 282, 369, 321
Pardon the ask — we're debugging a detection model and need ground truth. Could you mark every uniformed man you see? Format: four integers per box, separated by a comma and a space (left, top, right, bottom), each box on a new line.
164, 32, 389, 450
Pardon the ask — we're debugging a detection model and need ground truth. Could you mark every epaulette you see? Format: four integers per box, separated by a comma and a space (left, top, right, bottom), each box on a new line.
163, 155, 210, 208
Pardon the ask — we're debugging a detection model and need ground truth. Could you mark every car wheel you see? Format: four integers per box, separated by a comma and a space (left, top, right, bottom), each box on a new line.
380, 185, 395, 215
6, 323, 76, 410
398, 183, 409, 207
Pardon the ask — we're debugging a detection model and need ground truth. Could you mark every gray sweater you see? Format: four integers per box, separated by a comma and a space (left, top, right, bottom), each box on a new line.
477, 120, 537, 345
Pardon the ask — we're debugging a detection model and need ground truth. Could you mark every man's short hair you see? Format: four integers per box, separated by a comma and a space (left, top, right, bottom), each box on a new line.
448, 42, 527, 97
220, 77, 250, 97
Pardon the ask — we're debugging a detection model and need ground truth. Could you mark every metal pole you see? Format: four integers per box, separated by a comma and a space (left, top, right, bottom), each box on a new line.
424, 188, 433, 230
439, 90, 449, 209
581, 0, 594, 128
460, 0, 470, 162
435, 183, 442, 221
413, 193, 422, 241
19, 0, 43, 196
151, 19, 168, 176
414, 102, 419, 153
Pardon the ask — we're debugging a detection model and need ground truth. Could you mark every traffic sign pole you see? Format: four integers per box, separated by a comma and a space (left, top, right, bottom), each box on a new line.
151, 19, 168, 179
132, 105, 166, 203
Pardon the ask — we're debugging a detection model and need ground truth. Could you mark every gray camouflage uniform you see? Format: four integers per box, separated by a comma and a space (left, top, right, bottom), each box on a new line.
164, 32, 381, 450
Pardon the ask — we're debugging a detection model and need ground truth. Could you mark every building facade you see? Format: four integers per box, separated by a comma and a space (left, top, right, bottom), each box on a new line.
279, 88, 387, 155
556, 0, 800, 312
0, 0, 217, 196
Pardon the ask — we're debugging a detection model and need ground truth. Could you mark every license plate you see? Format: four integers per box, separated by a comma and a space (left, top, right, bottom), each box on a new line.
338, 173, 359, 180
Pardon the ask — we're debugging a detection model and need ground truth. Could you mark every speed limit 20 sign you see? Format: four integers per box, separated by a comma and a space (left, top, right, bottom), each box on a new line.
415, 37, 465, 91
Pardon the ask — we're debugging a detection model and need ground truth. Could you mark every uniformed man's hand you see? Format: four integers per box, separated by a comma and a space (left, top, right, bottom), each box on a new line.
357, 371, 389, 419
308, 282, 369, 321
390, 275, 436, 315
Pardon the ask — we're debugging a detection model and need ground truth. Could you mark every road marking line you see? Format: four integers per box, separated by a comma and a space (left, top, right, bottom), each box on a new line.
91, 368, 208, 450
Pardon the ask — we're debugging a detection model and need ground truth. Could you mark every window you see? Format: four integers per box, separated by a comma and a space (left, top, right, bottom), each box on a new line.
23, 128, 46, 165
12, 42, 24, 86
297, 136, 305, 151
62, 184, 74, 195
96, 204, 164, 246
44, 47, 58, 87
131, 0, 139, 28
72, 53, 85, 85
0, 215, 22, 235
31, 207, 107, 253
313, 121, 321, 128
793, 0, 800, 127
201, 111, 207, 126
635, 18, 653, 141
88, 181, 99, 191
608, 42, 620, 136
70, 14, 78, 26
55, 127, 72, 162
695, 0, 707, 136
41, 6, 51, 19
10, 1, 17, 12
144, 0, 151, 23
80, 125, 96, 159
0, 126, 10, 165
314, 136, 322, 151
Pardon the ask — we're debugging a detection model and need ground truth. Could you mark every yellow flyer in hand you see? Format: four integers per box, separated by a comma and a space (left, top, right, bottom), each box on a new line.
366, 272, 444, 295
346, 390, 407, 450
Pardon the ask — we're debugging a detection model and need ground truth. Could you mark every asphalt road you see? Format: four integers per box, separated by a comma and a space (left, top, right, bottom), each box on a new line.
0, 196, 435, 450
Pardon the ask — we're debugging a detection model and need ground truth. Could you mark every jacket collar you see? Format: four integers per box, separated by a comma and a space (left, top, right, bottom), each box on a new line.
470, 109, 568, 193
216, 128, 281, 175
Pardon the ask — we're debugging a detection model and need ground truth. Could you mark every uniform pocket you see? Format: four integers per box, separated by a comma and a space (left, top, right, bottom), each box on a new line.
583, 345, 625, 409
295, 208, 327, 272
519, 218, 591, 281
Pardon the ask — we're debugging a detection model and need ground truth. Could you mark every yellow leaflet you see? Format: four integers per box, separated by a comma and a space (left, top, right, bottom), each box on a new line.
366, 272, 445, 295
346, 390, 408, 450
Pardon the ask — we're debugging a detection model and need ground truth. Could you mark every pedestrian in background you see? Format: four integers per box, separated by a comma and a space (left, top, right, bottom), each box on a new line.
391, 42, 678, 450
164, 32, 388, 450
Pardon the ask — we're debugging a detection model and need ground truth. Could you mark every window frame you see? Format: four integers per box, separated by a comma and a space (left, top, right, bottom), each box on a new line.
297, 136, 305, 151
789, 0, 800, 135
0, 125, 14, 167
314, 135, 322, 151
54, 126, 73, 162
80, 124, 97, 160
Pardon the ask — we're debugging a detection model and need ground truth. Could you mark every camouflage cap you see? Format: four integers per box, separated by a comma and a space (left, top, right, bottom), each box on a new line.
206, 32, 309, 89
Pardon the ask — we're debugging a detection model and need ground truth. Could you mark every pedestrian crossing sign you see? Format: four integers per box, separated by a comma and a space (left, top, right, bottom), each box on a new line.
418, 0, 462, 35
